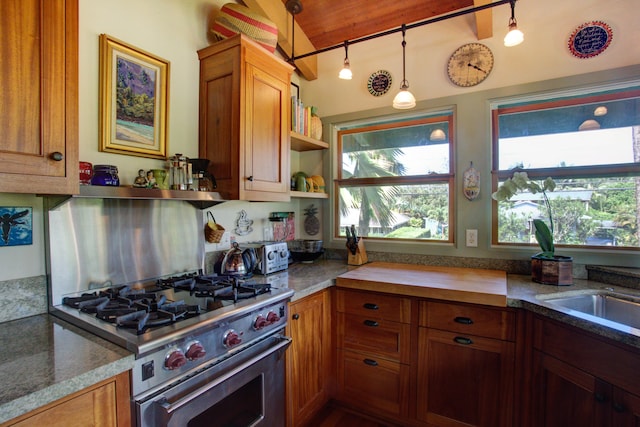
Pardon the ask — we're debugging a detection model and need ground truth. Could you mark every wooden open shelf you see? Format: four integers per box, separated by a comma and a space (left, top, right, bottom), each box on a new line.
290, 131, 329, 151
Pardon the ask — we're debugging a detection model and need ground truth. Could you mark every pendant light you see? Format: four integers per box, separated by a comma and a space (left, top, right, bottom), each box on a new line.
338, 40, 352, 80
392, 25, 416, 110
504, 0, 524, 47
285, 0, 303, 65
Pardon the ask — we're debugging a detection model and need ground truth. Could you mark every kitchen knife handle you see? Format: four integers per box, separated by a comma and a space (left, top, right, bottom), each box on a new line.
364, 320, 379, 327
363, 303, 379, 310
454, 316, 474, 325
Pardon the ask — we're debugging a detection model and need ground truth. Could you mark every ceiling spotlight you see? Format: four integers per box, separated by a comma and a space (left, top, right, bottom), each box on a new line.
393, 25, 416, 110
504, 0, 524, 47
338, 41, 352, 80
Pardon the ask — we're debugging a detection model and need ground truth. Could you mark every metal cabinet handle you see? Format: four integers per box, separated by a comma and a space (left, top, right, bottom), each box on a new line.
594, 393, 607, 403
453, 336, 473, 345
247, 175, 254, 181
363, 358, 378, 366
292, 313, 300, 320
363, 320, 379, 327
454, 316, 473, 325
613, 402, 626, 413
363, 303, 379, 310
50, 152, 64, 161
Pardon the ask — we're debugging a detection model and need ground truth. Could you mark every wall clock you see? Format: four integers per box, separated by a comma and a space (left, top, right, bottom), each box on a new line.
367, 70, 392, 96
447, 43, 494, 87
568, 21, 613, 59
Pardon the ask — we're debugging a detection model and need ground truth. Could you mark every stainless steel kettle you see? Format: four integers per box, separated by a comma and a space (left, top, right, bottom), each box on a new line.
219, 243, 258, 276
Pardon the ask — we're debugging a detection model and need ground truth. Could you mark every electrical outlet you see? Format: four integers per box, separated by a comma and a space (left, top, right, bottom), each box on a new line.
466, 229, 478, 247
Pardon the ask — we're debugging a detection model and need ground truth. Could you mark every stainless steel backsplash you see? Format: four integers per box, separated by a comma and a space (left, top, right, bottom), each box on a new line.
46, 198, 204, 306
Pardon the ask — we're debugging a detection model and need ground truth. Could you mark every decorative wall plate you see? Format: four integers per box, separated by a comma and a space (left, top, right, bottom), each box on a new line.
367, 70, 392, 96
568, 21, 613, 59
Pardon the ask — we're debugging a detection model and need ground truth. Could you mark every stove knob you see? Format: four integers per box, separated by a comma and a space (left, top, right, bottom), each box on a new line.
185, 341, 206, 361
266, 311, 280, 324
223, 330, 242, 348
164, 349, 187, 370
254, 315, 268, 330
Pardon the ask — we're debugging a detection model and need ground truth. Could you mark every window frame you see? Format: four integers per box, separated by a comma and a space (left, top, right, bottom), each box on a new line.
334, 114, 456, 243
491, 86, 640, 251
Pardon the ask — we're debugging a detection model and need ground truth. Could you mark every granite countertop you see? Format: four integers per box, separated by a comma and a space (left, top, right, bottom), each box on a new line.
284, 260, 640, 349
0, 315, 134, 424
1, 259, 637, 424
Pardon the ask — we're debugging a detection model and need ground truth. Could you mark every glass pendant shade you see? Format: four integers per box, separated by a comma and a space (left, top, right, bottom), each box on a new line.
504, 1, 524, 47
393, 26, 416, 110
504, 22, 524, 46
339, 59, 352, 80
393, 83, 416, 109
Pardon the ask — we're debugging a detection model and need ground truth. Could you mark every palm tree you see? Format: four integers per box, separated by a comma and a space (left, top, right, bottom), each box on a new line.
340, 147, 404, 237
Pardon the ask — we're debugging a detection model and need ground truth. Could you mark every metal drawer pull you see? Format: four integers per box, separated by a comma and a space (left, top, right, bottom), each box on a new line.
363, 358, 378, 366
364, 320, 379, 327
363, 303, 379, 310
594, 392, 607, 403
613, 402, 626, 413
454, 336, 473, 345
454, 316, 473, 325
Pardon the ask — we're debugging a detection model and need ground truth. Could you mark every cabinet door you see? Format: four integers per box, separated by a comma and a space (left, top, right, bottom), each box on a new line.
286, 291, 331, 427
417, 328, 515, 427
531, 351, 608, 427
336, 349, 409, 417
0, 0, 78, 194
6, 371, 130, 427
242, 63, 290, 201
612, 387, 640, 427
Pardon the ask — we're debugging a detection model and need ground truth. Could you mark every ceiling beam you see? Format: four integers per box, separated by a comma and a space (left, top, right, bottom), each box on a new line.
474, 0, 494, 39
242, 0, 318, 81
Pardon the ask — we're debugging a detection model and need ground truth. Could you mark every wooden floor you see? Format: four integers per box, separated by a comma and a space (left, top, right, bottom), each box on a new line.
305, 403, 401, 427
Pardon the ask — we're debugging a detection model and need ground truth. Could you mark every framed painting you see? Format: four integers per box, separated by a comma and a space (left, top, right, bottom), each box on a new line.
99, 34, 170, 159
0, 207, 32, 247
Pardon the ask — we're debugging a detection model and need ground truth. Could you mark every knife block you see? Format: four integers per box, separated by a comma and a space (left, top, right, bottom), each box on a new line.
347, 238, 368, 266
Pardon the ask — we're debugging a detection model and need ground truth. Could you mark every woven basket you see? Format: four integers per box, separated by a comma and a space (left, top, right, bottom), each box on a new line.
211, 3, 278, 53
204, 212, 225, 243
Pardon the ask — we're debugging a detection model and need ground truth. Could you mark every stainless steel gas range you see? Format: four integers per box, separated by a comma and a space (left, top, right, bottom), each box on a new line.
45, 196, 293, 427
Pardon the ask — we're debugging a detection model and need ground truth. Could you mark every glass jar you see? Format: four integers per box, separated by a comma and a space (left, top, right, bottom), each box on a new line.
90, 165, 119, 186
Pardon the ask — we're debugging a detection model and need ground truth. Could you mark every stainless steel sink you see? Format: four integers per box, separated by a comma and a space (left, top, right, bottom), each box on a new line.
540, 292, 640, 330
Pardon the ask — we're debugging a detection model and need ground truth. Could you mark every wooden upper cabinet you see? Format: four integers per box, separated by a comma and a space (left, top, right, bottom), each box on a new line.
0, 0, 79, 194
198, 35, 292, 202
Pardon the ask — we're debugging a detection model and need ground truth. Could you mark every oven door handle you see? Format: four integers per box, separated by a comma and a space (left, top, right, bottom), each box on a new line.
156, 334, 291, 416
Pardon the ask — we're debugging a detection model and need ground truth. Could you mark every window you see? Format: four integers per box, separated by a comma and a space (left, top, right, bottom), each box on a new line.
335, 113, 454, 242
492, 85, 640, 250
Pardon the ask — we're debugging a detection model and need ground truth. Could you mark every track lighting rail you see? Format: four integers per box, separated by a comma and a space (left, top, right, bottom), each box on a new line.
289, 0, 513, 62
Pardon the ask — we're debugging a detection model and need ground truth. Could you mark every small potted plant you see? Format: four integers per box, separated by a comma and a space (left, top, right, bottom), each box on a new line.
492, 171, 572, 285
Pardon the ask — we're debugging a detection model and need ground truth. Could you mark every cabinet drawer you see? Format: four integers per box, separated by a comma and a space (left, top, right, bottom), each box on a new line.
336, 289, 411, 323
337, 313, 410, 363
336, 349, 410, 417
420, 301, 515, 341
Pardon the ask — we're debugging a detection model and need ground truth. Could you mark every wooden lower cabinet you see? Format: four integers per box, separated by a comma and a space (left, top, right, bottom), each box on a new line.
286, 290, 332, 427
2, 371, 130, 427
416, 327, 515, 427
334, 289, 412, 421
530, 315, 640, 427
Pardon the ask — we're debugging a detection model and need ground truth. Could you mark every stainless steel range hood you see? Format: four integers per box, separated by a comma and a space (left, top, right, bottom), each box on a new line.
43, 186, 227, 210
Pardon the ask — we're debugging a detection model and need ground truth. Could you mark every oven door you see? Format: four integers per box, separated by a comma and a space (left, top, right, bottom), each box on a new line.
136, 333, 291, 427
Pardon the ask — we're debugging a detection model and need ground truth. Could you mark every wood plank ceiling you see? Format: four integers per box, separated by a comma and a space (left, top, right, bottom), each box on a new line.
283, 0, 476, 51
244, 0, 497, 80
